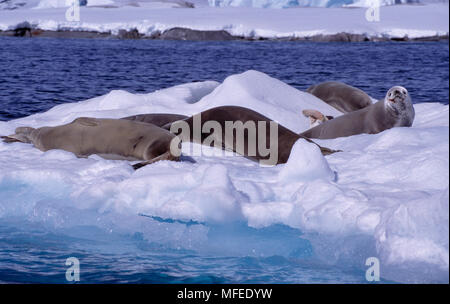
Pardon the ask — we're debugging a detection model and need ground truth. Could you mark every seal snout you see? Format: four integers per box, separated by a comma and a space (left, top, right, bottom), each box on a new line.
387, 86, 408, 103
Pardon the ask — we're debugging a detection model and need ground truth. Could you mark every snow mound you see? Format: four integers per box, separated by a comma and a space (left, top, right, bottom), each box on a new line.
278, 139, 335, 183
194, 70, 342, 132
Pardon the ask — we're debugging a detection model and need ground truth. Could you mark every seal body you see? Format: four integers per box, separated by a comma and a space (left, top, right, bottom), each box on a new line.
168, 106, 337, 165
2, 117, 180, 166
301, 86, 415, 139
307, 81, 373, 113
121, 113, 188, 129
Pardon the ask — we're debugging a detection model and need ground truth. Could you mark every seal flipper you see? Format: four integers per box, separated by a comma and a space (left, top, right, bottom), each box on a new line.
1, 135, 22, 143
1, 126, 35, 144
132, 151, 180, 170
319, 146, 342, 155
297, 134, 342, 156
161, 119, 185, 131
302, 109, 329, 128
73, 117, 100, 127
132, 161, 151, 170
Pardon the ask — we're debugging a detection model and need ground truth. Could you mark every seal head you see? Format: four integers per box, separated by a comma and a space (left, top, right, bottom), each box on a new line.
384, 86, 415, 127
300, 86, 415, 139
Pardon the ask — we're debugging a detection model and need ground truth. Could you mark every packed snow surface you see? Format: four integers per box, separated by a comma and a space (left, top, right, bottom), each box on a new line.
0, 70, 448, 283
0, 1, 448, 39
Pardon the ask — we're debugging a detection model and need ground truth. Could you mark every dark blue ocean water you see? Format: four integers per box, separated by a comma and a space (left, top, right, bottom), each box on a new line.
0, 38, 448, 284
0, 38, 448, 121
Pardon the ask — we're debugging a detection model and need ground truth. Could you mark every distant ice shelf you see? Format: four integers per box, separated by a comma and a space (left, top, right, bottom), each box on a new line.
0, 2, 448, 40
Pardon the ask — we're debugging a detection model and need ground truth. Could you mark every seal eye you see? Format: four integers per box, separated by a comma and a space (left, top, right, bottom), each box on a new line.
402, 89, 407, 95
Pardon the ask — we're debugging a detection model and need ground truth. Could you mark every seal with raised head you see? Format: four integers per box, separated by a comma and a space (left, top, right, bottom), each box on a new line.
167, 105, 338, 165
307, 81, 373, 113
300, 86, 415, 139
1, 117, 180, 169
